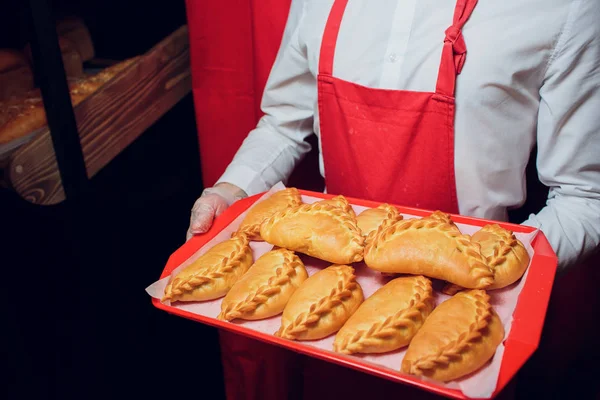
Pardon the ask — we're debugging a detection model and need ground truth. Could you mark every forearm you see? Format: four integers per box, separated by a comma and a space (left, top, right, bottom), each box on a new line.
217, 117, 313, 196
216, 1, 315, 196
523, 194, 600, 272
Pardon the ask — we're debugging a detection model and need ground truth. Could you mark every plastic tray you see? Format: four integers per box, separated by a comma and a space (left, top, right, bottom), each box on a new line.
151, 190, 558, 399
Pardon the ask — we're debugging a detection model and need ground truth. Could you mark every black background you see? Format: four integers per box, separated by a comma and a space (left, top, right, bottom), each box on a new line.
2, 1, 225, 399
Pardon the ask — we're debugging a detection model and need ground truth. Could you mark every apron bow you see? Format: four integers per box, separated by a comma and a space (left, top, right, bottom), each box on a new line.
444, 26, 467, 74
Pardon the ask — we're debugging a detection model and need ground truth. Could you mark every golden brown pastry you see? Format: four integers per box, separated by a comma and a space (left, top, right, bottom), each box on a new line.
356, 204, 402, 245
442, 224, 530, 294
316, 195, 357, 219
333, 276, 434, 355
218, 249, 308, 321
162, 234, 253, 303
234, 188, 302, 241
275, 265, 364, 341
260, 200, 365, 264
472, 224, 530, 289
364, 212, 494, 289
422, 210, 454, 224
401, 290, 505, 382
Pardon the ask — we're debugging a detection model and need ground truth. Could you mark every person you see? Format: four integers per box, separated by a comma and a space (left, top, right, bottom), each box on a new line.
186, 0, 600, 398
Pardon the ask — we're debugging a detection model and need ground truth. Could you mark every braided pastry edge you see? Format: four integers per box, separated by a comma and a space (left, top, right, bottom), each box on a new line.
162, 234, 251, 302
323, 195, 357, 218
274, 266, 360, 340
363, 204, 403, 245
366, 217, 494, 288
334, 276, 433, 354
218, 250, 305, 321
232, 188, 303, 239
478, 224, 527, 269
402, 290, 493, 375
261, 202, 365, 263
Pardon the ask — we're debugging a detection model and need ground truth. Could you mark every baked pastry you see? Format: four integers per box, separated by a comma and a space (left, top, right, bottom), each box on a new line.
275, 265, 364, 341
333, 276, 434, 355
364, 212, 494, 289
56, 16, 95, 61
260, 200, 365, 264
422, 210, 454, 224
234, 188, 302, 241
356, 204, 402, 245
316, 195, 357, 219
472, 224, 530, 289
218, 249, 308, 321
401, 290, 505, 382
442, 224, 530, 294
162, 234, 253, 303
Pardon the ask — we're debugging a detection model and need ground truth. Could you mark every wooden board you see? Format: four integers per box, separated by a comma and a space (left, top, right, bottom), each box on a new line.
4, 25, 191, 205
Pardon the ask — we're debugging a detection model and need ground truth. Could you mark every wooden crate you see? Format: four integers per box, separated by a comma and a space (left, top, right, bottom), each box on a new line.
1, 25, 191, 205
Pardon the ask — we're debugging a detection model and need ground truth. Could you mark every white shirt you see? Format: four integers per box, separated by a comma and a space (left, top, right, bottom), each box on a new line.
218, 0, 600, 271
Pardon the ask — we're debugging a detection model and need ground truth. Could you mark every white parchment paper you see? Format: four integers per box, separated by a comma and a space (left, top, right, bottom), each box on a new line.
146, 183, 538, 399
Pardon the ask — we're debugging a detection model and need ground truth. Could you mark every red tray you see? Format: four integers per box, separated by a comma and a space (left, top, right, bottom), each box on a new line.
151, 190, 558, 399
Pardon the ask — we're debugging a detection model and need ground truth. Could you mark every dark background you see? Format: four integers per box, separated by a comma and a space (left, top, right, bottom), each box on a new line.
1, 1, 225, 399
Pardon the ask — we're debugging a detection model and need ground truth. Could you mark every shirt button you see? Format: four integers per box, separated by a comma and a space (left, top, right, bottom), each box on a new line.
388, 53, 399, 63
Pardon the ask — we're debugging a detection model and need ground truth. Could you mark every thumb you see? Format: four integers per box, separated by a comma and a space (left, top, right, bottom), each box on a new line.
189, 202, 216, 234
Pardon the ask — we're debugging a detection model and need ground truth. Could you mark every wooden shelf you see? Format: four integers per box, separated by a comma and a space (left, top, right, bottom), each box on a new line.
1, 25, 191, 205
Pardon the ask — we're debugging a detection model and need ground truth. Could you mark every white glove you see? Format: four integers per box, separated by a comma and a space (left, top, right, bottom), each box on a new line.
186, 183, 247, 241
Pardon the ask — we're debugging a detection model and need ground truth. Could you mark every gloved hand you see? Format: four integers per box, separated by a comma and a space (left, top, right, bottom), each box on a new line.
186, 183, 247, 241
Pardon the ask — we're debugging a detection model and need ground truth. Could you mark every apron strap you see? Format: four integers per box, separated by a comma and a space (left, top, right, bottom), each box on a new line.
320, 0, 477, 94
435, 0, 479, 98
319, 0, 349, 76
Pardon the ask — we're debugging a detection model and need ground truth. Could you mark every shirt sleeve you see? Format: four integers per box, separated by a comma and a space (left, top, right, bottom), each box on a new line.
217, 0, 316, 196
523, 0, 600, 271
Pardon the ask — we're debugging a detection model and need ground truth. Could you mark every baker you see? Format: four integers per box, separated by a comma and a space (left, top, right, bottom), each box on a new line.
186, 0, 600, 398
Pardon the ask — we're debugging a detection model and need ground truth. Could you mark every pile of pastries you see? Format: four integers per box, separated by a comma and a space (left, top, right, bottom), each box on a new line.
162, 188, 530, 383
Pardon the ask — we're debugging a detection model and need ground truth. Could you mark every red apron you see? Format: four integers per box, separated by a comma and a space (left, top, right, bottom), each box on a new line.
318, 0, 474, 211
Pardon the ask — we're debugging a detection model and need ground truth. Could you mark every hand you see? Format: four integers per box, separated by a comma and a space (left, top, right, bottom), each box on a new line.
186, 183, 247, 241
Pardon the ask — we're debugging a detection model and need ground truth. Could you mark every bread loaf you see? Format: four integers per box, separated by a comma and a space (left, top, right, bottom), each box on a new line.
0, 49, 34, 101
0, 58, 138, 145
56, 16, 95, 61
23, 36, 84, 78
